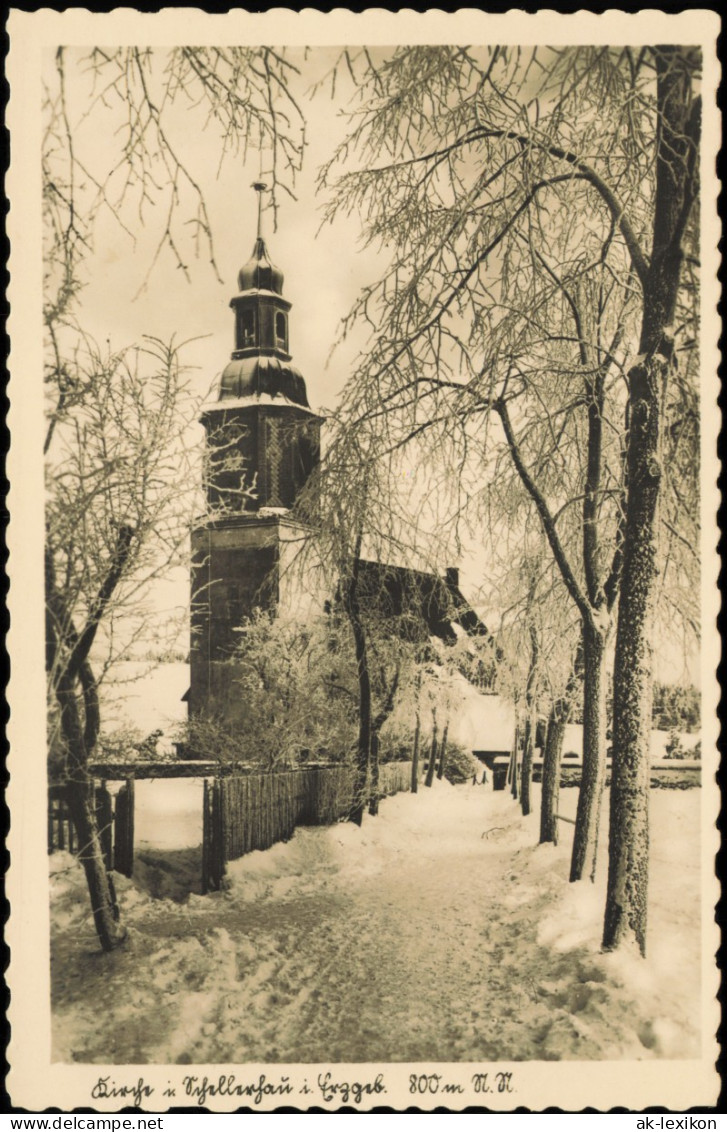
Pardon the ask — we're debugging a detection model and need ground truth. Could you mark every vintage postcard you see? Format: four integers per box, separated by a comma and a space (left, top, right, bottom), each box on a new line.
6, 8, 721, 1113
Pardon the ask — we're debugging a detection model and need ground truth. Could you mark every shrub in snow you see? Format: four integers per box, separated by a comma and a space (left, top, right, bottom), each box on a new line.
664, 730, 691, 760
442, 743, 478, 785
662, 731, 700, 763
95, 726, 154, 762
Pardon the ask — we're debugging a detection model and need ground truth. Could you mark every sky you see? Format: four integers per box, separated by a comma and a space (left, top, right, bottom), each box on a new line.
51, 47, 380, 416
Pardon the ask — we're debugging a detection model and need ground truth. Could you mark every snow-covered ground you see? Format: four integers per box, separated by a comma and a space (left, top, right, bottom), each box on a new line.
50, 779, 701, 1065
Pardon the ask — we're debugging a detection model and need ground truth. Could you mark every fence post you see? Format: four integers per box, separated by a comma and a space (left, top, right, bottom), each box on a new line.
202, 778, 211, 894
57, 793, 66, 852
213, 776, 226, 889
95, 783, 113, 871
202, 777, 226, 893
114, 779, 135, 878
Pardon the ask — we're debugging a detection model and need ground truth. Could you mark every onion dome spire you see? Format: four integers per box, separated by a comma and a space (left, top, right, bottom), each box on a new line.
220, 182, 309, 407
237, 181, 284, 295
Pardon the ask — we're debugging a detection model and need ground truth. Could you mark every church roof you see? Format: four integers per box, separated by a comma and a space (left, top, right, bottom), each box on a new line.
352, 560, 499, 689
354, 559, 493, 647
219, 355, 309, 407
237, 236, 284, 295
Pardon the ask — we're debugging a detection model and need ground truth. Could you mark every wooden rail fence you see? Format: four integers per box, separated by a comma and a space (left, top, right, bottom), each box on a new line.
48, 786, 77, 854
51, 762, 412, 895
48, 781, 135, 878
203, 761, 412, 893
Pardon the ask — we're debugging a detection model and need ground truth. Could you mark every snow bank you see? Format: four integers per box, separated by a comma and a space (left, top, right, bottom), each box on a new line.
51, 779, 703, 1064
446, 685, 515, 752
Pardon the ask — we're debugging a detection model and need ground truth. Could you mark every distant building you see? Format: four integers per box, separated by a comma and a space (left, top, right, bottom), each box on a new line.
188, 186, 497, 728
348, 560, 498, 687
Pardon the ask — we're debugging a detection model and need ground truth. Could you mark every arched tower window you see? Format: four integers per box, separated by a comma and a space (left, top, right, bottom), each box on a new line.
275, 311, 288, 351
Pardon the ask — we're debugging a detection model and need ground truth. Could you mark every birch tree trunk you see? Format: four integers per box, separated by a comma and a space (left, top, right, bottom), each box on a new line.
410, 694, 421, 794
604, 47, 700, 954
520, 714, 535, 817
436, 721, 449, 781
540, 712, 565, 845
424, 711, 439, 788
570, 619, 607, 881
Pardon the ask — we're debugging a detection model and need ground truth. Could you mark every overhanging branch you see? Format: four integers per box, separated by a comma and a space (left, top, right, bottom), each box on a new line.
495, 398, 592, 626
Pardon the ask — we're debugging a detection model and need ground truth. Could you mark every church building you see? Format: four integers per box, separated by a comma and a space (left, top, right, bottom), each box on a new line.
188, 183, 323, 725
188, 185, 498, 731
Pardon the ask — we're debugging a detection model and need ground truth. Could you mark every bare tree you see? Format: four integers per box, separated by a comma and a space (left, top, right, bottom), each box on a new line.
292, 415, 457, 823
496, 549, 580, 834
319, 45, 701, 949
45, 338, 197, 949
603, 48, 700, 953
540, 647, 582, 846
44, 46, 307, 949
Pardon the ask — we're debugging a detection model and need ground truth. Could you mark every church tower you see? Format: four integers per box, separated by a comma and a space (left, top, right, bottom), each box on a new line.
188, 184, 322, 724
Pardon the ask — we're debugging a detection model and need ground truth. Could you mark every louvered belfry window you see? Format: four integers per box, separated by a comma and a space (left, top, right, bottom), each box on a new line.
266, 417, 283, 507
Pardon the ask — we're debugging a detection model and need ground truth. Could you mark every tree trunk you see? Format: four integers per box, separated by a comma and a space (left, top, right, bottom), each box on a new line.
521, 621, 540, 818
424, 711, 438, 788
506, 724, 519, 796
510, 728, 519, 799
46, 531, 135, 952
604, 48, 699, 955
64, 778, 126, 952
345, 586, 371, 827
340, 535, 373, 827
368, 731, 380, 816
541, 650, 582, 844
540, 709, 566, 844
570, 618, 607, 882
520, 713, 535, 817
368, 664, 399, 816
436, 721, 449, 780
411, 704, 421, 793
54, 665, 127, 952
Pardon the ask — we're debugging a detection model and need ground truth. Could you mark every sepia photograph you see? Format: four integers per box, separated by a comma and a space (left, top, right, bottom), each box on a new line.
6, 8, 721, 1113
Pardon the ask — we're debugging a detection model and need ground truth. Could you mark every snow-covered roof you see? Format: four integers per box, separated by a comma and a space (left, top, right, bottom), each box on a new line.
447, 683, 515, 752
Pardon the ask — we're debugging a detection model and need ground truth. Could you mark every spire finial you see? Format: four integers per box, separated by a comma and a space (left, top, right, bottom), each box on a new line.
251, 181, 268, 240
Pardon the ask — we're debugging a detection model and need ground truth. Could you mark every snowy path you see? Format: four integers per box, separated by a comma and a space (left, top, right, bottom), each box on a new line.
50, 782, 702, 1064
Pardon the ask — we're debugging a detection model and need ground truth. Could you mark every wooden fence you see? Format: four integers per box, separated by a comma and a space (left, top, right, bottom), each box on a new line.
203, 761, 412, 892
48, 781, 135, 878
48, 786, 77, 854
51, 762, 412, 895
